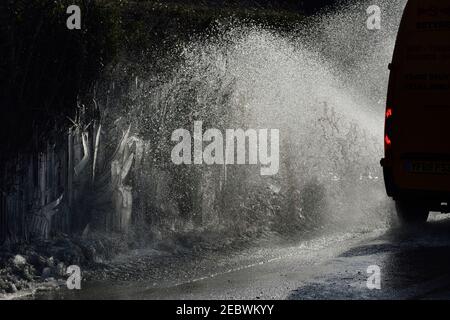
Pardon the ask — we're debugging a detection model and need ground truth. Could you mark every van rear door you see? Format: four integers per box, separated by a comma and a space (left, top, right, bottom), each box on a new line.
388, 0, 450, 195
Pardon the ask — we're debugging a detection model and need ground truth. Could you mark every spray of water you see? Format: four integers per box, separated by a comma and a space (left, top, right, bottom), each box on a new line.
115, 1, 409, 239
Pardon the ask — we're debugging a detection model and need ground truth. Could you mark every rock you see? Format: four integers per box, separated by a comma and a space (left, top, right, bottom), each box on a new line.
41, 267, 52, 279
13, 255, 26, 267
47, 257, 55, 268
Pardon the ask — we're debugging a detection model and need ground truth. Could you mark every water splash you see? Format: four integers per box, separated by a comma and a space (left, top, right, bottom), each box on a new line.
123, 1, 409, 236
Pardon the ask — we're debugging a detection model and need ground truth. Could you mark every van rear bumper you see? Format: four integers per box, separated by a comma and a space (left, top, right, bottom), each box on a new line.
381, 157, 450, 208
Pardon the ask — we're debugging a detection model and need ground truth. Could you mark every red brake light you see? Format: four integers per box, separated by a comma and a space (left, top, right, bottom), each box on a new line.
386, 108, 392, 118
385, 107, 393, 149
385, 135, 391, 146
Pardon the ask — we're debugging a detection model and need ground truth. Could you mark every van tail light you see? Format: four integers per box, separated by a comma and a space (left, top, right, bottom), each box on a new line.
385, 135, 391, 146
385, 107, 393, 151
386, 108, 392, 118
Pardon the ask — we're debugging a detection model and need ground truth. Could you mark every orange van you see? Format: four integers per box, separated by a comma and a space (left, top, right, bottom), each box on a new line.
381, 0, 450, 224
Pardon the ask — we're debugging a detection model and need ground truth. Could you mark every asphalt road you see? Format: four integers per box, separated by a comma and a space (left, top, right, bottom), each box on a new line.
32, 214, 450, 300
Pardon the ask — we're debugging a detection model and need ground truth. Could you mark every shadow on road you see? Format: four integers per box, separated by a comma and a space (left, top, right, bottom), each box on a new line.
289, 215, 450, 299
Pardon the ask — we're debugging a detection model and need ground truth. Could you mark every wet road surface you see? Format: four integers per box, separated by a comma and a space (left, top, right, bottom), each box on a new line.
32, 214, 450, 300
